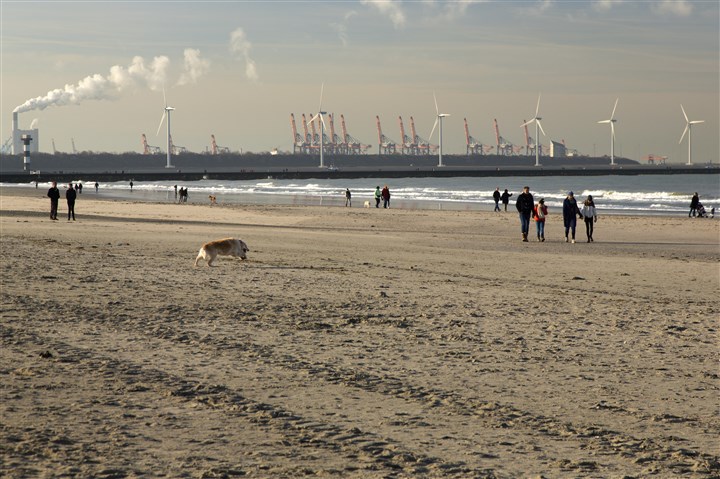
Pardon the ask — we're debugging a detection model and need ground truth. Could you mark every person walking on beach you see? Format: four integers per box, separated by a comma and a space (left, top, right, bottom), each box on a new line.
94, 182, 99, 193
345, 188, 352, 207
689, 192, 699, 217
501, 189, 513, 212
515, 186, 534, 242
533, 198, 548, 242
374, 186, 381, 208
174, 185, 178, 200
130, 180, 134, 192
493, 188, 501, 212
47, 181, 60, 220
581, 195, 598, 242
66, 182, 77, 221
563, 191, 583, 243
382, 185, 391, 209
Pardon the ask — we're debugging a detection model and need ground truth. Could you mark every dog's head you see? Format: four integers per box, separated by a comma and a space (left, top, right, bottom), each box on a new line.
237, 239, 250, 259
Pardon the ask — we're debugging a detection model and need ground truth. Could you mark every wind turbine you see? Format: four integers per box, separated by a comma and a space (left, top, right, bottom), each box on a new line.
597, 98, 618, 165
309, 83, 327, 168
679, 105, 704, 166
156, 89, 175, 169
428, 92, 450, 167
521, 93, 545, 167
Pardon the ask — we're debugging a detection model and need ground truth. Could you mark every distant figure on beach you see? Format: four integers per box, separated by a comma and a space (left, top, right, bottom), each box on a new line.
516, 186, 534, 242
374, 186, 381, 208
345, 188, 352, 207
581, 195, 598, 242
47, 181, 60, 221
35, 179, 38, 189
130, 180, 134, 191
184, 188, 189, 203
689, 192, 699, 217
501, 189, 512, 212
563, 191, 583, 243
94, 182, 99, 193
533, 198, 548, 242
209, 195, 217, 206
178, 187, 185, 203
711, 207, 715, 219
66, 182, 77, 221
493, 187, 501, 212
382, 185, 391, 209
174, 185, 178, 200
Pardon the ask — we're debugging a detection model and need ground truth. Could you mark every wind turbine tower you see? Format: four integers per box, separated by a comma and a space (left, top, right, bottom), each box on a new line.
679, 105, 704, 166
521, 94, 545, 167
310, 83, 327, 168
429, 92, 450, 167
156, 90, 175, 169
597, 98, 618, 165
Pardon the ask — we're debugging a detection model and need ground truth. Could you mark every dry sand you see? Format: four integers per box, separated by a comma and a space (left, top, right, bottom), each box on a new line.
1, 188, 719, 478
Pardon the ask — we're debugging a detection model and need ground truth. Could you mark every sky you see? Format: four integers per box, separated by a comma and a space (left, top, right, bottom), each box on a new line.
2, 0, 718, 163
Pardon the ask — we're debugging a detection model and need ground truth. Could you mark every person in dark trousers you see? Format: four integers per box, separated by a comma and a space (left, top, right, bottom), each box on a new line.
66, 182, 77, 221
493, 187, 501, 212
533, 198, 548, 242
689, 192, 699, 217
94, 182, 99, 193
515, 186, 534, 242
562, 191, 583, 243
47, 181, 60, 220
501, 189, 513, 212
345, 188, 352, 207
581, 195, 597, 242
381, 185, 391, 208
130, 180, 134, 191
374, 186, 381, 208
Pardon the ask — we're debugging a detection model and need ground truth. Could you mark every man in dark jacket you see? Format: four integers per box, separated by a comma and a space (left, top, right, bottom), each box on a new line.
689, 192, 699, 217
562, 191, 583, 243
500, 189, 512, 212
493, 187, 501, 212
515, 186, 534, 242
47, 181, 60, 220
66, 182, 77, 221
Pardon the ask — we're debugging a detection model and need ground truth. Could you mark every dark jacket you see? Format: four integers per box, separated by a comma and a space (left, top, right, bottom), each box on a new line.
690, 194, 699, 208
500, 191, 512, 204
66, 188, 77, 204
47, 187, 60, 202
563, 197, 583, 226
516, 192, 534, 215
493, 190, 501, 202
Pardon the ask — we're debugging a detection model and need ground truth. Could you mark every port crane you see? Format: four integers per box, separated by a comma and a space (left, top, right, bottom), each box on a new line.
210, 134, 230, 154
464, 118, 493, 155
410, 116, 438, 155
141, 133, 161, 154
376, 116, 397, 154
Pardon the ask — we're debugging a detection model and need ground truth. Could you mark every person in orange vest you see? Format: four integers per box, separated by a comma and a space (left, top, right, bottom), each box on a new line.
533, 198, 548, 242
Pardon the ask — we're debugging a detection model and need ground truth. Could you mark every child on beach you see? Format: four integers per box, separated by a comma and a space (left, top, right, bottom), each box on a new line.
581, 195, 598, 242
533, 198, 548, 242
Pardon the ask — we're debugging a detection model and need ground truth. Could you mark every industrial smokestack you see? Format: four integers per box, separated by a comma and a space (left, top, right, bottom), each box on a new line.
12, 111, 18, 133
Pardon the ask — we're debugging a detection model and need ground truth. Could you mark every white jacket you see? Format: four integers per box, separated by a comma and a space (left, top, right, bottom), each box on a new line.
581, 204, 597, 219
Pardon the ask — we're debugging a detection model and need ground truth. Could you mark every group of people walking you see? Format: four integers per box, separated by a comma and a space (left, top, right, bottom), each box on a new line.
514, 186, 598, 243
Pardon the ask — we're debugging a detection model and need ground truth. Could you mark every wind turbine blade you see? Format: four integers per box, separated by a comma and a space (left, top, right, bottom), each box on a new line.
429, 118, 439, 141
690, 120, 705, 124
521, 119, 533, 128
610, 98, 618, 120
679, 125, 689, 144
162, 86, 167, 107
610, 122, 615, 141
310, 113, 319, 122
433, 92, 439, 115
535, 93, 541, 117
318, 82, 324, 111
537, 120, 546, 136
681, 104, 688, 123
156, 112, 166, 136
320, 113, 327, 131
598, 120, 610, 124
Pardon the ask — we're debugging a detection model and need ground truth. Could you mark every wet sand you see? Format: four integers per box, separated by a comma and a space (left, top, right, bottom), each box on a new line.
1, 188, 719, 477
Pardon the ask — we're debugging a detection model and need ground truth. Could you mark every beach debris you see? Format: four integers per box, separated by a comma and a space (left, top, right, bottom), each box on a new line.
379, 291, 388, 298
571, 276, 585, 281
39, 350, 53, 359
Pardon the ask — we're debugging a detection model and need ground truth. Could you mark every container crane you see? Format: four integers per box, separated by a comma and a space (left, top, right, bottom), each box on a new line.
398, 116, 414, 154
494, 119, 515, 156
376, 116, 397, 154
210, 134, 230, 154
290, 114, 309, 154
410, 116, 437, 155
340, 114, 371, 154
464, 118, 492, 155
141, 133, 161, 154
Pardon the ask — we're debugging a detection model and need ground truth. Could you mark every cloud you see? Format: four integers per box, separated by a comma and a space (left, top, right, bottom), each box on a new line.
652, 0, 693, 16
177, 48, 210, 86
230, 27, 259, 81
361, 0, 406, 28
593, 0, 623, 12
330, 10, 357, 46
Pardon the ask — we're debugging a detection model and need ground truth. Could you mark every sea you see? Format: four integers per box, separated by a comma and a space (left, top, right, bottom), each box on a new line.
4, 174, 720, 216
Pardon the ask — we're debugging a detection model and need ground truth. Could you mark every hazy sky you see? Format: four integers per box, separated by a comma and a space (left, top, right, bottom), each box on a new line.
2, 0, 718, 163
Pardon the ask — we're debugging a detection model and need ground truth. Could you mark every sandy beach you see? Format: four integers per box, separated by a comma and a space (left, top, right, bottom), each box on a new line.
1, 187, 719, 478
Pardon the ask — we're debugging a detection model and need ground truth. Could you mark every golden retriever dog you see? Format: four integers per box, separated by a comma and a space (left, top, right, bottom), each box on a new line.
363, 200, 371, 208
194, 238, 249, 267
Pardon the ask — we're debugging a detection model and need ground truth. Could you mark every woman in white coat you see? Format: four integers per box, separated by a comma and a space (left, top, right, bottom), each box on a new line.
581, 195, 598, 242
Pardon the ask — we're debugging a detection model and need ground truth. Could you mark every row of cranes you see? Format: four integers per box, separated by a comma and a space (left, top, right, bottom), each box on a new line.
290, 113, 372, 155
141, 133, 228, 155
292, 115, 558, 157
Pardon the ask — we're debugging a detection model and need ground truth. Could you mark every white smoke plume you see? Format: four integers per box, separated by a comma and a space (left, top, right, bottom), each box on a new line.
229, 27, 259, 81
13, 54, 173, 114
360, 0, 406, 29
177, 48, 211, 86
